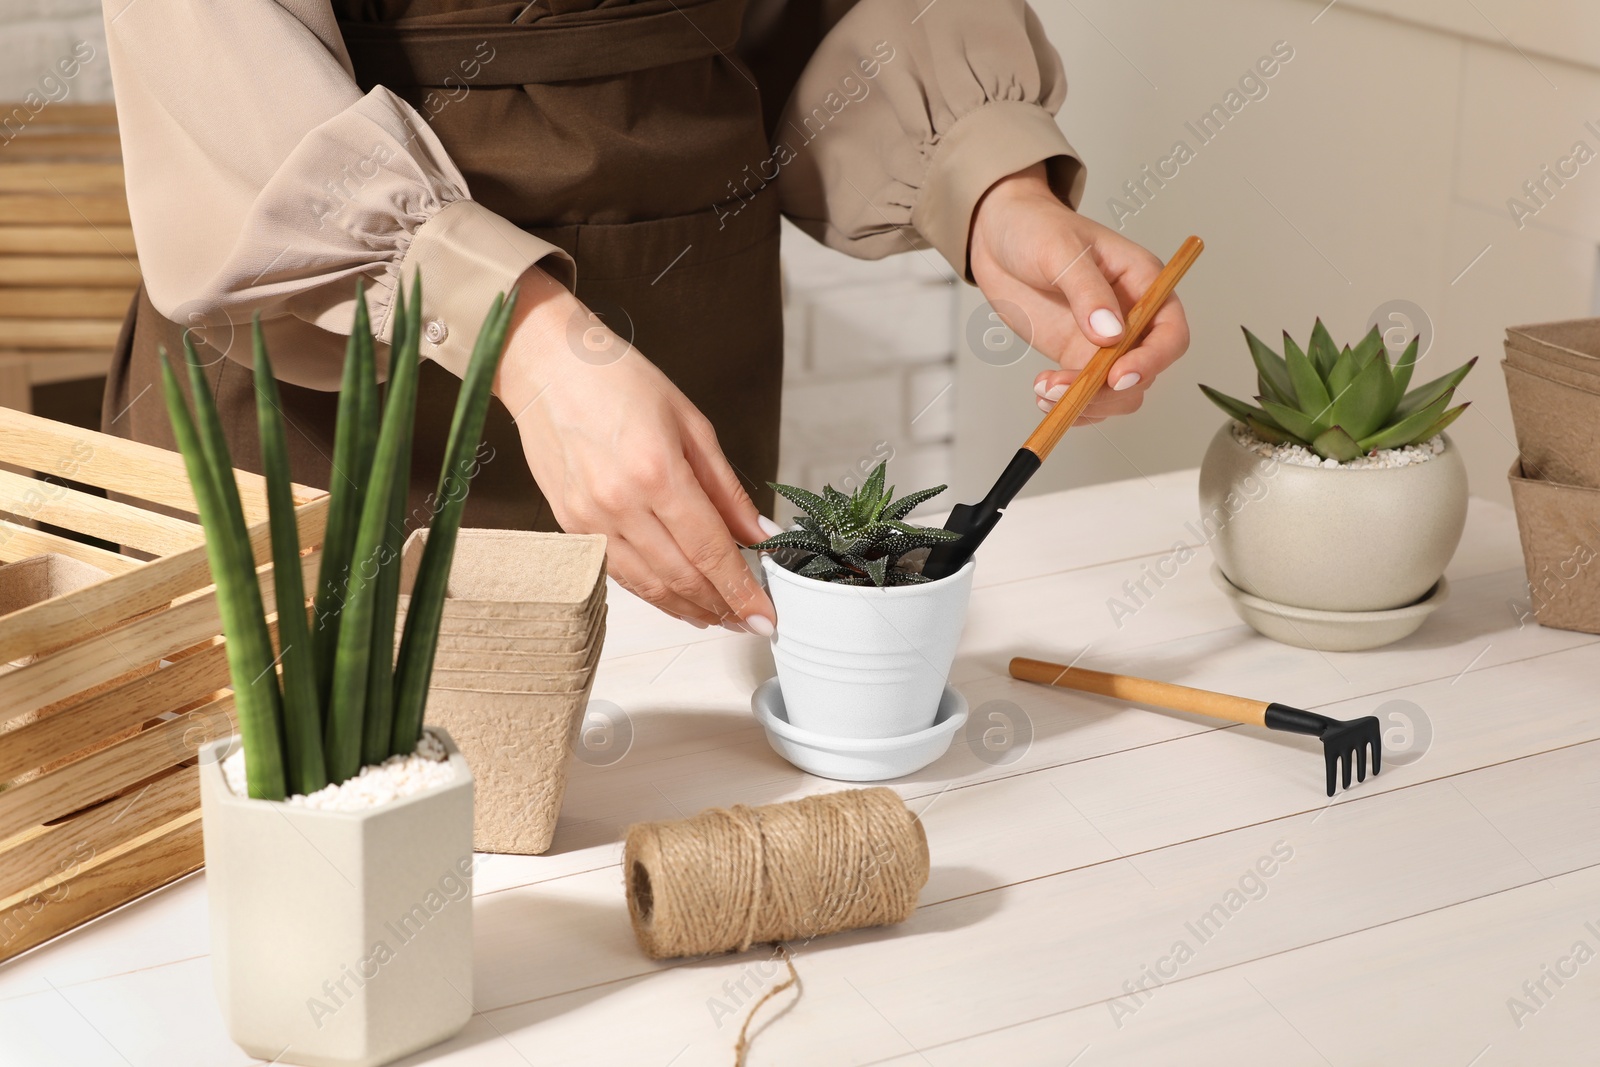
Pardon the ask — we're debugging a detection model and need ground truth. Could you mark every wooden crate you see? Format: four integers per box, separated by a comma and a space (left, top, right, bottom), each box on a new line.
0, 405, 327, 963
0, 102, 137, 414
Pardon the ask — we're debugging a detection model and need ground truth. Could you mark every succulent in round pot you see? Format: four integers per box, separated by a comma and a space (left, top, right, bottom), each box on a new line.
1198, 320, 1474, 617
751, 462, 972, 740
166, 273, 516, 1067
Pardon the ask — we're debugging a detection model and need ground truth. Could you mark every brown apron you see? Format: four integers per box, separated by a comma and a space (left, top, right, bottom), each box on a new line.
102, 0, 791, 527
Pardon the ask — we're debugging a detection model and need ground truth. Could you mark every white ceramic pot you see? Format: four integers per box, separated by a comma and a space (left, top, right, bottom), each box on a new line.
199, 729, 475, 1067
1198, 423, 1468, 612
761, 555, 974, 739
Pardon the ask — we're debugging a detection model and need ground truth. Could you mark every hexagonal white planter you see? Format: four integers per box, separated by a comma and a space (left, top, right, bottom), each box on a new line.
199, 730, 475, 1067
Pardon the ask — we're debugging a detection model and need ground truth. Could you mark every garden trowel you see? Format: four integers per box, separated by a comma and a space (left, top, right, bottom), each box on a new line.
922, 235, 1205, 581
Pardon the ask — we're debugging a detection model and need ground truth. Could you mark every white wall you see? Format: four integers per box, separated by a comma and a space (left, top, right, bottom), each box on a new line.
951, 0, 1600, 508
0, 1, 111, 104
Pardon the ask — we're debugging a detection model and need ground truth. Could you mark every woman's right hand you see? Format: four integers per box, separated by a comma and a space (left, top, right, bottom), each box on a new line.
491, 265, 777, 634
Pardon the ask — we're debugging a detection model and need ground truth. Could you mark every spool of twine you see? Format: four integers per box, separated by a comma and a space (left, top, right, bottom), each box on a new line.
623, 787, 930, 960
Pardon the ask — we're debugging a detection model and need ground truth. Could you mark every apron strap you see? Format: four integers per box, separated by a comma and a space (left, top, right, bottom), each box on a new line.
339, 0, 747, 88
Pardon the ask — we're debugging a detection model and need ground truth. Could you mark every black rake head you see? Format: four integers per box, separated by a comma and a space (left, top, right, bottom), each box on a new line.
1264, 704, 1383, 797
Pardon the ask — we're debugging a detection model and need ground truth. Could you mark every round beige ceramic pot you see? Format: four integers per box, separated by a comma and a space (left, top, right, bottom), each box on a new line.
1197, 423, 1467, 612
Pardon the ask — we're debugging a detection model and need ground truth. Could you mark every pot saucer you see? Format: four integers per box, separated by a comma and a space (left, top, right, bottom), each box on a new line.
750, 676, 968, 782
1210, 564, 1450, 651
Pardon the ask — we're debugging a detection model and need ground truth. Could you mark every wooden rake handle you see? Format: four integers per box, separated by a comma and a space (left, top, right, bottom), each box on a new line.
1008, 656, 1270, 728
1022, 235, 1205, 461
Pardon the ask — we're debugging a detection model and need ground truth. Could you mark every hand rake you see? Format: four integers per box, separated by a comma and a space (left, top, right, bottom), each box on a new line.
921, 235, 1205, 581
1009, 656, 1381, 796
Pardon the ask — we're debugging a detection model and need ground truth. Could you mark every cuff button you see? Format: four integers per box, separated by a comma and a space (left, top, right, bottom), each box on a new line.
424, 319, 449, 345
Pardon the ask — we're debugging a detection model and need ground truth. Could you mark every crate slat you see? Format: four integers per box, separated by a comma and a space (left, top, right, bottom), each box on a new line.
0, 134, 122, 160
0, 547, 317, 727
0, 765, 197, 903
0, 163, 125, 193
0, 104, 119, 129
0, 809, 202, 964
0, 227, 135, 256
0, 318, 123, 350
21, 352, 116, 387
0, 257, 138, 287
0, 406, 323, 523
0, 467, 203, 556
0, 194, 129, 225
0, 518, 142, 574
0, 289, 133, 319
0, 638, 230, 782
0, 697, 232, 842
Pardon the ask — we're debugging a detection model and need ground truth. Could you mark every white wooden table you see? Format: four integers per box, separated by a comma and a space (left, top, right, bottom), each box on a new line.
3, 471, 1596, 1066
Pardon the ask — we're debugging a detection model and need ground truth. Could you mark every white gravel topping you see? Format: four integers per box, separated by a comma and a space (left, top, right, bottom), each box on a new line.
1232, 421, 1445, 469
222, 728, 454, 810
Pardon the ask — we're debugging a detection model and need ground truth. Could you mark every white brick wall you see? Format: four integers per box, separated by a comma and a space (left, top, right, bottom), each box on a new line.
0, 1, 111, 105
777, 219, 959, 516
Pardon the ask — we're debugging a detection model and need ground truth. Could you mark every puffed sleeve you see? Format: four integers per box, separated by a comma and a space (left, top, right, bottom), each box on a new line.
101, 0, 573, 385
775, 0, 1086, 281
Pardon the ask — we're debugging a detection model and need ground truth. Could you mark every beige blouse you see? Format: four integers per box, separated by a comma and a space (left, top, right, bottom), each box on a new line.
100, 0, 1085, 385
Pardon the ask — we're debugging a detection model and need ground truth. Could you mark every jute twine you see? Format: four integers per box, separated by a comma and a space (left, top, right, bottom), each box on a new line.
622, 787, 930, 960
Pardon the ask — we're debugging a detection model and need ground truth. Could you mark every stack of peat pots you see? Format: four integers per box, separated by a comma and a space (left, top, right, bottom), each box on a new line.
1502, 320, 1600, 632
397, 528, 607, 853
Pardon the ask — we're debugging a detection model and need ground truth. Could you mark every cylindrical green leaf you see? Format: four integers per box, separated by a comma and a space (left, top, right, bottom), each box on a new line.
391, 289, 518, 754
252, 315, 328, 796
361, 274, 421, 765
160, 345, 287, 800
313, 285, 378, 718
325, 279, 423, 783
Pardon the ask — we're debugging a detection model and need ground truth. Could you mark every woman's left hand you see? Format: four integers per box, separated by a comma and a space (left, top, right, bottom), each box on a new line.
968, 162, 1191, 424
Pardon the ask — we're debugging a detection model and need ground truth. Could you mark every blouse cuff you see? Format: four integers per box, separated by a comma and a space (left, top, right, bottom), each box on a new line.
391, 199, 575, 378
915, 100, 1086, 282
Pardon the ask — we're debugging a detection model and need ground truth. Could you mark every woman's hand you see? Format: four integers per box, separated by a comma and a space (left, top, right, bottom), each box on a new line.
493, 265, 776, 633
968, 162, 1190, 424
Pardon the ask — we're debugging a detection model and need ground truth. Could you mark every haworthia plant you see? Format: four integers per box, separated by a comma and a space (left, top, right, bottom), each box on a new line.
749, 460, 961, 587
161, 273, 518, 801
1201, 321, 1475, 462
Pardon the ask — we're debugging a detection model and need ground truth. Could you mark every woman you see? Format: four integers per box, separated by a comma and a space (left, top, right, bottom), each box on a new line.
99, 0, 1189, 635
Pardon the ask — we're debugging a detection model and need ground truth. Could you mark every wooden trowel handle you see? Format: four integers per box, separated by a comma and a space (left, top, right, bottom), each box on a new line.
1023, 235, 1204, 461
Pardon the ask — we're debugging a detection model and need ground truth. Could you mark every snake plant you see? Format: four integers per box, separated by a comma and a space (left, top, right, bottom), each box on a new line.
161, 273, 517, 799
750, 461, 960, 587
1200, 321, 1475, 462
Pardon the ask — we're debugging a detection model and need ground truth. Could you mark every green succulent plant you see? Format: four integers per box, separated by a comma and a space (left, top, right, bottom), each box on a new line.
1200, 320, 1475, 462
161, 273, 516, 800
750, 461, 960, 587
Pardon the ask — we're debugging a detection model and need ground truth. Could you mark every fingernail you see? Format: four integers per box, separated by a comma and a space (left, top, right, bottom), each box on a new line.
745, 614, 775, 637
1043, 383, 1067, 402
1037, 397, 1053, 413
757, 515, 785, 538
1090, 308, 1123, 338
1113, 372, 1142, 391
